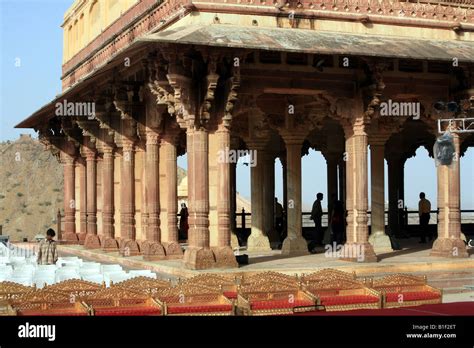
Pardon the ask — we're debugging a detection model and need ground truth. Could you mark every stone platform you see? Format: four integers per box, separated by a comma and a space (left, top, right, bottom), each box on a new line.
55, 239, 474, 280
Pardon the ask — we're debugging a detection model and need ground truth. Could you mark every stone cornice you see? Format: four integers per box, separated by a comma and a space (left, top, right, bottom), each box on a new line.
61, 0, 474, 91
62, 0, 186, 89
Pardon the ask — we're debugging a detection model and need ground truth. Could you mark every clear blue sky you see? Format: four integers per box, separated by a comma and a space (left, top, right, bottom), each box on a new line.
2, 0, 473, 210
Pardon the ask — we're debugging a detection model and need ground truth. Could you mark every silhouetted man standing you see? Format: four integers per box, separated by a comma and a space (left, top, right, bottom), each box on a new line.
311, 193, 324, 245
418, 192, 432, 243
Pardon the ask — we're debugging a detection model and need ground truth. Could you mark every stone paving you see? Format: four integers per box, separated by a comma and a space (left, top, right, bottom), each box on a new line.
55, 238, 474, 282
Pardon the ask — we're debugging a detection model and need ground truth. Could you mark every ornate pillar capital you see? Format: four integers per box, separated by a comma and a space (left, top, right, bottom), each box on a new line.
60, 151, 76, 165
81, 142, 96, 161
145, 130, 161, 146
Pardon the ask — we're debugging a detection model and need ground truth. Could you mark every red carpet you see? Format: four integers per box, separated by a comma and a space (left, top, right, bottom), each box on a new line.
291, 302, 474, 316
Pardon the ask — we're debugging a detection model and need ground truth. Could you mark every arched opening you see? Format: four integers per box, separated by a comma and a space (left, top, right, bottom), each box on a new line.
385, 118, 436, 251
460, 134, 474, 245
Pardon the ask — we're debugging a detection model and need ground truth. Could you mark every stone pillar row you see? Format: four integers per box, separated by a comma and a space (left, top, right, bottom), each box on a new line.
58, 97, 469, 270
61, 129, 186, 257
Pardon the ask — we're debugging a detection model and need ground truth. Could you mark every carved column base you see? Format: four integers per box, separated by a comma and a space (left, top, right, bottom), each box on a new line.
84, 234, 101, 249
183, 247, 216, 270
101, 238, 119, 252
211, 246, 238, 268
77, 232, 87, 245
163, 242, 184, 259
281, 235, 309, 256
137, 240, 146, 251
141, 241, 166, 261
339, 243, 378, 262
62, 233, 79, 243
231, 233, 239, 249
116, 237, 124, 249
119, 239, 141, 257
430, 238, 468, 258
247, 234, 271, 252
369, 232, 393, 254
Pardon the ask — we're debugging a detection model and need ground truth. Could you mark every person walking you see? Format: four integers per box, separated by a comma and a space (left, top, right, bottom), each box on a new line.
36, 228, 59, 265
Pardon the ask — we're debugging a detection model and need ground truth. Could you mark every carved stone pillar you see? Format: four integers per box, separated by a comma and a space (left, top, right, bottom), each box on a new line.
161, 131, 183, 258
119, 140, 140, 256
368, 141, 392, 253
101, 145, 118, 251
77, 156, 87, 243
61, 151, 78, 242
282, 157, 288, 213
142, 130, 166, 261
431, 133, 468, 258
387, 153, 402, 236
398, 159, 406, 229
338, 159, 346, 202
281, 135, 308, 255
247, 142, 271, 251
230, 161, 239, 248
263, 152, 277, 247
212, 123, 238, 267
183, 128, 216, 269
83, 144, 101, 249
324, 153, 339, 216
341, 122, 377, 262
229, 136, 240, 248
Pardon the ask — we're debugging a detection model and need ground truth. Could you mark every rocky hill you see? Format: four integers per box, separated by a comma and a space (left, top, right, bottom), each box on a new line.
0, 135, 190, 241
0, 135, 63, 241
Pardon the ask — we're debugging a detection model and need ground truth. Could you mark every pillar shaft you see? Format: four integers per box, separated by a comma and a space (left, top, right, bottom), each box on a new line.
188, 129, 210, 248
212, 126, 238, 268
263, 153, 276, 245
281, 138, 308, 255
145, 132, 161, 243
217, 127, 231, 247
247, 143, 271, 251
164, 138, 179, 243
183, 128, 216, 269
387, 155, 401, 235
342, 125, 377, 262
102, 149, 115, 239
282, 158, 288, 212
369, 142, 393, 253
83, 146, 102, 249
78, 158, 87, 237
121, 142, 136, 241
62, 153, 76, 239
338, 159, 346, 202
370, 144, 385, 234
326, 154, 339, 215
85, 151, 97, 235
287, 142, 302, 237
139, 131, 168, 260
431, 133, 468, 258
229, 161, 239, 248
